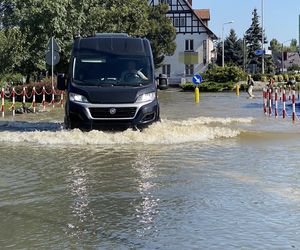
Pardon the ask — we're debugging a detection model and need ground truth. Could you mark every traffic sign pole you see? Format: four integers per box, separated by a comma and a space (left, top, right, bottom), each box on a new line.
192, 74, 203, 104
51, 37, 54, 90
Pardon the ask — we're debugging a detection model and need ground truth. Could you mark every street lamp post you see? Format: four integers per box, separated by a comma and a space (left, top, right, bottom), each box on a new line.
261, 0, 265, 74
222, 21, 234, 67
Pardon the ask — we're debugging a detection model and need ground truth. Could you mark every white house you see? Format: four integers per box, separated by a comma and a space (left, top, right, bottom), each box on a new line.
149, 0, 218, 84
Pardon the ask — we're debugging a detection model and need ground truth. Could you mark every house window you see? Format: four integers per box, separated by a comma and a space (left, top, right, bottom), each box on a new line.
185, 64, 194, 76
185, 39, 194, 51
174, 17, 185, 27
159, 0, 172, 4
162, 64, 171, 77
180, 17, 186, 26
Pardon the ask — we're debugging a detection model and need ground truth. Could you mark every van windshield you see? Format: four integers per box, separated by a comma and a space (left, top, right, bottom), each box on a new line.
73, 55, 153, 86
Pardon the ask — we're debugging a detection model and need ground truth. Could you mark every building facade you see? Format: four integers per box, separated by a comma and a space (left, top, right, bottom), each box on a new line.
149, 0, 218, 83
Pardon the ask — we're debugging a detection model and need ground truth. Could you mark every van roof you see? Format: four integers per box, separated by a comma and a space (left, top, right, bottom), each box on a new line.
73, 35, 151, 56
95, 33, 129, 38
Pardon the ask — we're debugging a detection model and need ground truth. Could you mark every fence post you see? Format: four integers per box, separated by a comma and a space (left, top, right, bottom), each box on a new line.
275, 88, 278, 118
32, 86, 36, 113
60, 91, 64, 108
283, 89, 286, 119
263, 88, 267, 114
42, 86, 46, 111
22, 87, 26, 105
268, 88, 272, 116
52, 86, 55, 108
1, 88, 4, 118
12, 87, 15, 117
292, 90, 296, 123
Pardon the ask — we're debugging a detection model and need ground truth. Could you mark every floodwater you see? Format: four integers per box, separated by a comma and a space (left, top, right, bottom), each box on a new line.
1, 90, 300, 249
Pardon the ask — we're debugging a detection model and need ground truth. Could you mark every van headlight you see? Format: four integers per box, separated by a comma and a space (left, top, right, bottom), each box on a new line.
69, 92, 89, 103
136, 92, 156, 103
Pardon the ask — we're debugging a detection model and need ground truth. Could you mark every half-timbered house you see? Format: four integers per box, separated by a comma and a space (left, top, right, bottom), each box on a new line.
149, 0, 218, 83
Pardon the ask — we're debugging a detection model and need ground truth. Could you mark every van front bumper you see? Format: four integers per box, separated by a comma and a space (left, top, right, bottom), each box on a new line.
67, 100, 159, 130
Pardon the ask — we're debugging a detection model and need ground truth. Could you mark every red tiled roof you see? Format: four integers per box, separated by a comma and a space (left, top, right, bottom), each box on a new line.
194, 9, 210, 21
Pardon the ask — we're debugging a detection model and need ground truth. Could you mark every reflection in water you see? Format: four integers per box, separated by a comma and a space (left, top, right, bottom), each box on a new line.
132, 152, 160, 237
66, 163, 94, 238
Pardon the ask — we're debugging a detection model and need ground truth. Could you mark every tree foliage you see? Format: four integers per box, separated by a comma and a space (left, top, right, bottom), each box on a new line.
216, 29, 243, 67
203, 65, 247, 83
146, 4, 176, 68
245, 8, 264, 68
0, 0, 176, 80
245, 8, 274, 73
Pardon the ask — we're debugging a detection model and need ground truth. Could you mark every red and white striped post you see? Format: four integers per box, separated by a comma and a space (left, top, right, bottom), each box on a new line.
12, 87, 15, 117
268, 88, 272, 116
283, 89, 286, 119
275, 88, 278, 118
42, 86, 46, 111
1, 88, 4, 118
263, 88, 267, 114
51, 86, 55, 108
279, 86, 282, 102
60, 91, 64, 108
22, 87, 26, 105
32, 86, 36, 113
292, 90, 296, 123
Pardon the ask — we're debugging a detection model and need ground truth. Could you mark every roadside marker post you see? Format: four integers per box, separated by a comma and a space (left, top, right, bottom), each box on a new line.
292, 90, 296, 122
275, 88, 278, 118
12, 88, 15, 117
192, 74, 203, 104
1, 88, 4, 118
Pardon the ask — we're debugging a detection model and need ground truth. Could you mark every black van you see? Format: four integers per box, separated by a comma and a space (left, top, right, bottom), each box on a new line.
57, 33, 160, 130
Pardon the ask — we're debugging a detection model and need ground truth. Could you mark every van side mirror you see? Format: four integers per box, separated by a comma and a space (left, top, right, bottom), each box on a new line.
158, 74, 168, 90
57, 74, 67, 90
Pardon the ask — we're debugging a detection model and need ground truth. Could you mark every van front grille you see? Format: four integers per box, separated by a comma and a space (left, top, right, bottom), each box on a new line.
89, 107, 137, 119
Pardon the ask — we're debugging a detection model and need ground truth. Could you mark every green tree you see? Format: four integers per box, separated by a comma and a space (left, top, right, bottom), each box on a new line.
224, 29, 243, 66
146, 4, 176, 68
0, 28, 24, 76
245, 8, 274, 73
215, 29, 243, 67
1, 0, 176, 79
270, 38, 282, 53
245, 8, 264, 71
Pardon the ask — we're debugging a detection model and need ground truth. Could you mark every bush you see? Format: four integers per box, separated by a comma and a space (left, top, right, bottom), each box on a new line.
278, 74, 284, 82
203, 65, 247, 83
0, 73, 25, 87
261, 76, 267, 82
180, 82, 235, 92
273, 75, 278, 82
283, 73, 289, 81
295, 74, 300, 82
252, 73, 261, 81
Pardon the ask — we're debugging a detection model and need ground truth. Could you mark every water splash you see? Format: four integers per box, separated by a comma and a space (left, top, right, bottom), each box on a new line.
0, 117, 253, 145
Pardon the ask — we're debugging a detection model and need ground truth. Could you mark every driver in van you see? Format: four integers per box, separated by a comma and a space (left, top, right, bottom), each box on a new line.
121, 61, 148, 82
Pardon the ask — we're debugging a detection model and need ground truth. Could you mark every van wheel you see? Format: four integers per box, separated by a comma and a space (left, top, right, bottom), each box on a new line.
64, 116, 72, 129
155, 107, 161, 122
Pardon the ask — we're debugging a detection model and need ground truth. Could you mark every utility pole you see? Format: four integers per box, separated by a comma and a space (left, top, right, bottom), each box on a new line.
243, 36, 247, 71
222, 21, 234, 67
261, 0, 265, 74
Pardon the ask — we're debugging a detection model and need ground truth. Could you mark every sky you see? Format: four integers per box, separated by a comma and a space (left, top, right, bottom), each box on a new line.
194, 0, 300, 45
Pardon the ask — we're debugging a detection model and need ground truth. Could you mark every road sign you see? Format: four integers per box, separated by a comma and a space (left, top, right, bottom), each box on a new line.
47, 38, 60, 53
264, 49, 272, 55
192, 74, 203, 85
45, 51, 60, 66
255, 49, 265, 56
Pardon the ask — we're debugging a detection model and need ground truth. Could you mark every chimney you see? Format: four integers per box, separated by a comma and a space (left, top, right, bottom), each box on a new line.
187, 0, 192, 6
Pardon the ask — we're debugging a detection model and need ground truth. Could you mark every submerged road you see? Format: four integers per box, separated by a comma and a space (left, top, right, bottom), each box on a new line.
0, 90, 300, 249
